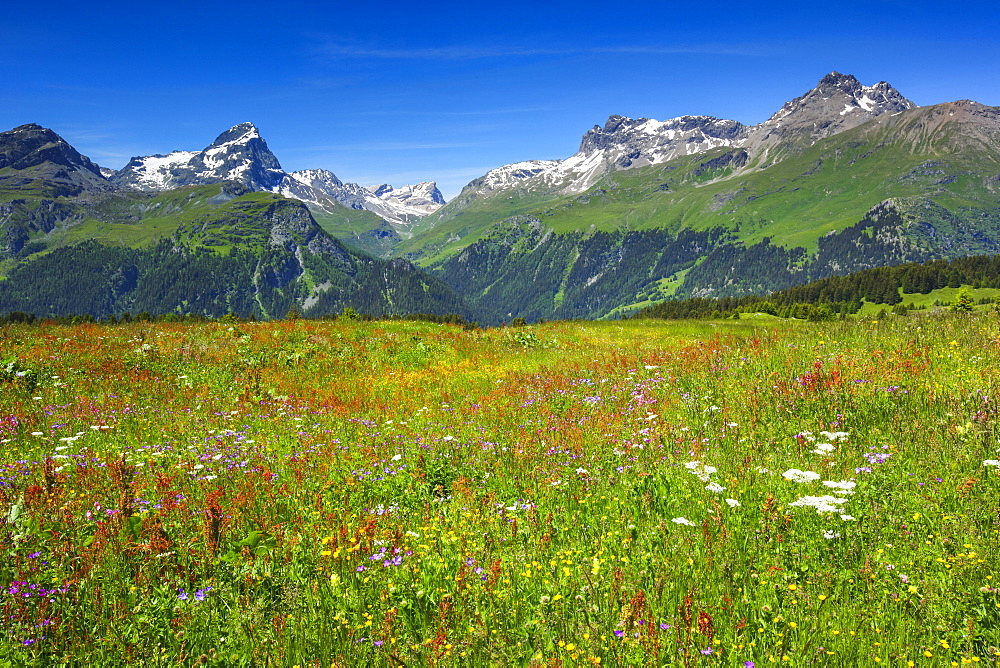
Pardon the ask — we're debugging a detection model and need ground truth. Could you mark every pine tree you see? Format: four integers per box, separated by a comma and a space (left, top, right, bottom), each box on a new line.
949, 289, 975, 312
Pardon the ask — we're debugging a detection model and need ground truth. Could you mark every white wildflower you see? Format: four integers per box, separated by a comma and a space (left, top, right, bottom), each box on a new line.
685, 461, 717, 481
705, 482, 726, 494
983, 460, 1000, 467
822, 480, 856, 493
820, 430, 849, 442
788, 495, 849, 513
823, 530, 841, 540
725, 499, 741, 508
783, 469, 821, 483
672, 517, 696, 526
811, 443, 836, 455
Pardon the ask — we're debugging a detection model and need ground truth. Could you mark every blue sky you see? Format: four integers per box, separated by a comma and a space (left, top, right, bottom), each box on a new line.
4, 0, 998, 199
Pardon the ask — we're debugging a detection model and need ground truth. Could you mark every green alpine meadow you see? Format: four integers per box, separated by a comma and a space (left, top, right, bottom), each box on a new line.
3, 308, 1000, 665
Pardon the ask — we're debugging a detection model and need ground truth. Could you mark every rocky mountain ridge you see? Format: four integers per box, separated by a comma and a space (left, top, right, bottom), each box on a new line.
111, 124, 446, 228
439, 72, 917, 209
276, 169, 445, 227
0, 123, 111, 196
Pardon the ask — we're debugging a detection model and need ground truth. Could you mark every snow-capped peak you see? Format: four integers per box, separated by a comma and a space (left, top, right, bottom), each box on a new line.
210, 122, 262, 147
465, 160, 563, 195
111, 124, 447, 228
112, 122, 284, 192
369, 182, 446, 212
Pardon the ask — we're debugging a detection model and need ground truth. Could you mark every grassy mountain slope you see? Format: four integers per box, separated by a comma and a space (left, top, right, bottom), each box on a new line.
394, 102, 1000, 323
406, 101, 1000, 266
0, 157, 472, 320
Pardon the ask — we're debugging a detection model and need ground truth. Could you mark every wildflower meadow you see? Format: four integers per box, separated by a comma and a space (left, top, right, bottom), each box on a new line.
2, 311, 1000, 665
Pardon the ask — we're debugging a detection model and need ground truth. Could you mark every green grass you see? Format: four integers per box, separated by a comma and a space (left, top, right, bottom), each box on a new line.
857, 286, 1000, 315
3, 313, 1000, 664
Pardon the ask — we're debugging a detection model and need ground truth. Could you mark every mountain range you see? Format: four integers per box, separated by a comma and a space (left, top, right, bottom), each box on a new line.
0, 123, 468, 320
0, 72, 997, 323
108, 122, 446, 229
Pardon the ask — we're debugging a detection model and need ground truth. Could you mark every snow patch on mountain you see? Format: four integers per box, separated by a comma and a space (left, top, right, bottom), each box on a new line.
470, 160, 563, 194
274, 169, 445, 227
455, 114, 747, 199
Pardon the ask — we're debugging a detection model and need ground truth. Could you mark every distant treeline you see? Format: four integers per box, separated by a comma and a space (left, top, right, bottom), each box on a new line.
0, 309, 478, 328
635, 254, 1000, 320
0, 238, 473, 322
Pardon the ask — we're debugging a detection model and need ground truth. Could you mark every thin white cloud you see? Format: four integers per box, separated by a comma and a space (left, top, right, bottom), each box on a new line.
282, 141, 489, 153
318, 42, 769, 60
362, 106, 557, 117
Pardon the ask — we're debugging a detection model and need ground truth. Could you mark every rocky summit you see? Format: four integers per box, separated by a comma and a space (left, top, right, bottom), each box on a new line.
0, 123, 110, 196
